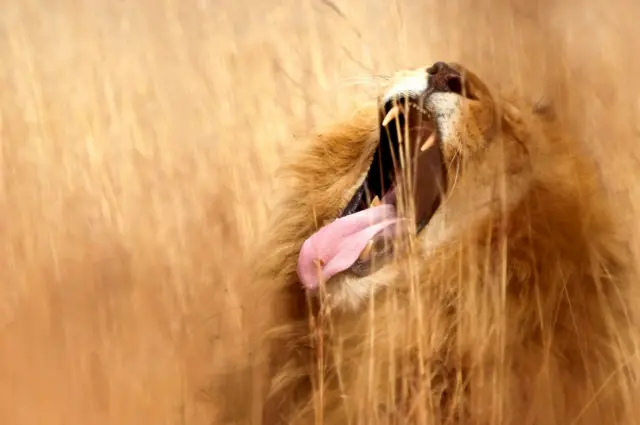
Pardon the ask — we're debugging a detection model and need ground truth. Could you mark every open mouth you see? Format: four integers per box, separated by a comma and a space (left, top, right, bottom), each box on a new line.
339, 95, 448, 272
297, 62, 465, 290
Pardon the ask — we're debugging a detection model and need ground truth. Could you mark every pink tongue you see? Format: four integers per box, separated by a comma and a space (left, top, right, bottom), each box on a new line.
296, 204, 400, 290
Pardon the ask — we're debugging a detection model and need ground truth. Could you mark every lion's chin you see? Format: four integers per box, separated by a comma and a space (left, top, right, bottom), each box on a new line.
323, 263, 404, 311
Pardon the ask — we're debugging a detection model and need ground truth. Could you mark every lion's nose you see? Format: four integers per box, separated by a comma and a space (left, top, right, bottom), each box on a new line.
426, 61, 463, 95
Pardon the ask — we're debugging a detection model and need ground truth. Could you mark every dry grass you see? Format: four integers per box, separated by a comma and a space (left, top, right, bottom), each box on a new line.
0, 0, 639, 424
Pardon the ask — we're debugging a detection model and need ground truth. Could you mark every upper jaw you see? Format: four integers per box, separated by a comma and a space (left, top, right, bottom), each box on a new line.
382, 63, 465, 142
383, 70, 429, 105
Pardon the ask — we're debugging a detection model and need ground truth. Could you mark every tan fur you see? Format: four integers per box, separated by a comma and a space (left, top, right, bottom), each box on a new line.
258, 63, 637, 425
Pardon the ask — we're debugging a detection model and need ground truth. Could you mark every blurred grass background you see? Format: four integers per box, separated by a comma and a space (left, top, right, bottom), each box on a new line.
0, 0, 639, 424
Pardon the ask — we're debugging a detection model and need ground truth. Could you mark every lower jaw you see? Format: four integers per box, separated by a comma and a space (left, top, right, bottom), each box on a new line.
348, 219, 414, 277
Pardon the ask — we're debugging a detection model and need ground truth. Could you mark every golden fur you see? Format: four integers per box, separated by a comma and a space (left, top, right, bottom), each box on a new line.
258, 63, 637, 424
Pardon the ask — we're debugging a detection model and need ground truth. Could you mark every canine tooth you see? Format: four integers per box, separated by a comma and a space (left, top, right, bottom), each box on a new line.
420, 133, 436, 152
313, 258, 325, 268
382, 105, 401, 127
370, 195, 381, 207
359, 239, 374, 261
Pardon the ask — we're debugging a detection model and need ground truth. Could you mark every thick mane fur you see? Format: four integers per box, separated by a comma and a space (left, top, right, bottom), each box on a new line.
257, 76, 637, 425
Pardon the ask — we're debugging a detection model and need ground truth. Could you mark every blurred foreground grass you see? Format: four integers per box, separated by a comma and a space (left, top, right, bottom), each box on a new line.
0, 0, 639, 424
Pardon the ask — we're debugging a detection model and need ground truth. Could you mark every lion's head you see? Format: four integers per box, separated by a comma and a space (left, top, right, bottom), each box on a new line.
275, 61, 532, 310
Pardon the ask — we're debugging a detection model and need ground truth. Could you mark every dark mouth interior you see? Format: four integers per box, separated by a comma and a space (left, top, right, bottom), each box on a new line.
339, 96, 446, 237
339, 104, 404, 217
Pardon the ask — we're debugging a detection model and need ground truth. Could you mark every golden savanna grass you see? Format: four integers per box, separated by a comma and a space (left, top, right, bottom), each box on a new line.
1, 0, 640, 424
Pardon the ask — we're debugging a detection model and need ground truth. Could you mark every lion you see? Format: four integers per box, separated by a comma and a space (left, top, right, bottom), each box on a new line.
256, 61, 637, 425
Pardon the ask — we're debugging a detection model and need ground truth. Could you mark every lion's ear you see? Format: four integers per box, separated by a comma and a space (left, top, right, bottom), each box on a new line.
531, 96, 556, 118
500, 101, 529, 143
502, 101, 523, 127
